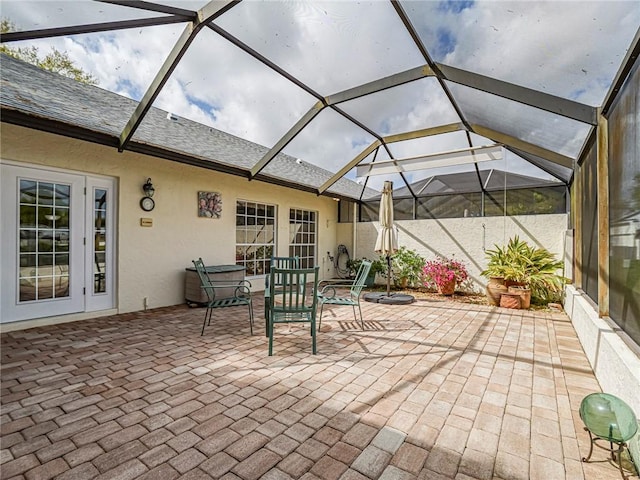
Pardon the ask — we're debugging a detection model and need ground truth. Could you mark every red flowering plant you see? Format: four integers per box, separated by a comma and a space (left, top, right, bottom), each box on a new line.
422, 256, 469, 293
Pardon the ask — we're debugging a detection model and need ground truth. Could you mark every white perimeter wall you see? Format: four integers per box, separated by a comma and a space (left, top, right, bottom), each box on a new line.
564, 286, 640, 415
336, 216, 640, 428
336, 215, 569, 291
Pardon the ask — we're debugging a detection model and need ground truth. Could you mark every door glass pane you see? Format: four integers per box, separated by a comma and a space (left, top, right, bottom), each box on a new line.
289, 208, 317, 268
94, 189, 107, 294
18, 180, 71, 301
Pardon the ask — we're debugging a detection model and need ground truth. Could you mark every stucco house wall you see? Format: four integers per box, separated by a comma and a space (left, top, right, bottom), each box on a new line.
1, 124, 339, 330
337, 214, 569, 291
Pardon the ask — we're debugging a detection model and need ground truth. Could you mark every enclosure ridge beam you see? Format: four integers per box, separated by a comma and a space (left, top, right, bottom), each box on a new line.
505, 147, 570, 184
438, 63, 597, 125
97, 0, 198, 18
0, 16, 190, 43
119, 0, 237, 151
472, 124, 574, 169
318, 140, 382, 194
250, 102, 325, 178
382, 123, 464, 144
325, 65, 434, 106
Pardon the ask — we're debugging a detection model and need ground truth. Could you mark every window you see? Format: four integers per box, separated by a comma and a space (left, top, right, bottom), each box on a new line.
235, 201, 276, 276
289, 209, 317, 268
18, 180, 70, 302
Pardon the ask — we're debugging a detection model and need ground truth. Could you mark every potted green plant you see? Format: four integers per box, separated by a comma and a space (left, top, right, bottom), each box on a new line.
422, 256, 469, 295
481, 236, 567, 307
347, 257, 386, 287
390, 247, 426, 288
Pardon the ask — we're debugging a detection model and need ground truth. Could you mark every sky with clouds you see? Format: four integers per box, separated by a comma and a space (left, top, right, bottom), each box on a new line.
2, 0, 638, 191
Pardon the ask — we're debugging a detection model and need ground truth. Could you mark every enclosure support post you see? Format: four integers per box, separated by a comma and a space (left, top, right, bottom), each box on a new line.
352, 202, 358, 261
573, 166, 582, 289
597, 111, 610, 318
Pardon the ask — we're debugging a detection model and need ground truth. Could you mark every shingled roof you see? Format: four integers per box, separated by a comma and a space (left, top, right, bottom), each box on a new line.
0, 54, 377, 201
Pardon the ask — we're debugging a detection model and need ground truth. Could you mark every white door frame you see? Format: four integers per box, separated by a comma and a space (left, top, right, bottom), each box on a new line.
0, 162, 117, 323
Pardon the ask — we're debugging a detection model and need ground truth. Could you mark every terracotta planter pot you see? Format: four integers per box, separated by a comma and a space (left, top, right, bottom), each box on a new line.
508, 286, 531, 309
488, 276, 505, 286
437, 279, 456, 296
486, 283, 508, 306
500, 292, 522, 309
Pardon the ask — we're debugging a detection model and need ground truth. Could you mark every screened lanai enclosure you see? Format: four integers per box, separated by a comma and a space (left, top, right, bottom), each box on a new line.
1, 0, 636, 198
1, 1, 639, 382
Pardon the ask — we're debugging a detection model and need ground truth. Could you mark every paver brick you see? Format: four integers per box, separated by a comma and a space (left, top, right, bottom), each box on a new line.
94, 458, 147, 480
139, 445, 177, 469
200, 451, 238, 477
23, 457, 68, 480
309, 455, 348, 480
55, 462, 100, 480
225, 431, 270, 461
168, 448, 206, 474
327, 442, 360, 464
92, 440, 147, 473
391, 443, 429, 474
136, 463, 179, 480
351, 445, 392, 479
231, 449, 281, 480
140, 428, 174, 448
1, 417, 35, 436
195, 428, 240, 456
10, 435, 51, 457
70, 421, 120, 446
341, 423, 377, 450
166, 431, 201, 453
278, 452, 313, 477
0, 454, 40, 478
98, 424, 148, 451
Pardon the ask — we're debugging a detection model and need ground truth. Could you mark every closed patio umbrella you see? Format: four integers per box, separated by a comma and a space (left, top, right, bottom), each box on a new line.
374, 180, 398, 296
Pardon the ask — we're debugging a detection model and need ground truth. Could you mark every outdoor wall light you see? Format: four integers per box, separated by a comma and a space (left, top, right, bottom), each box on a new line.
140, 178, 155, 212
142, 178, 155, 197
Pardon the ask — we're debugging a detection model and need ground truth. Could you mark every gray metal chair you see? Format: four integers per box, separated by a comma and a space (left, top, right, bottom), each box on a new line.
318, 260, 371, 330
192, 258, 254, 336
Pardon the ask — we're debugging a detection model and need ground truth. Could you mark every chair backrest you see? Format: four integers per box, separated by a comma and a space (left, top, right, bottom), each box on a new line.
350, 260, 372, 299
267, 256, 300, 288
269, 266, 319, 316
192, 258, 215, 302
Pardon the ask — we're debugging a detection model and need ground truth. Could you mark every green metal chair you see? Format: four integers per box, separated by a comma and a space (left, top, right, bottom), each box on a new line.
192, 258, 254, 336
318, 260, 371, 330
263, 256, 299, 335
267, 266, 319, 356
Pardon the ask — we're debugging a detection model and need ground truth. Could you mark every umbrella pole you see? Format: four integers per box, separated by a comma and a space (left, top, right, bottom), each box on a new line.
386, 255, 391, 296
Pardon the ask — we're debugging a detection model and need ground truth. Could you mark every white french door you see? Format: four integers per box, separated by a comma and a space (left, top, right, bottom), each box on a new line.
1, 163, 116, 323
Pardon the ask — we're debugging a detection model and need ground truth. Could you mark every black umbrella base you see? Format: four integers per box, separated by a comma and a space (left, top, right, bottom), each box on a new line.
363, 292, 415, 305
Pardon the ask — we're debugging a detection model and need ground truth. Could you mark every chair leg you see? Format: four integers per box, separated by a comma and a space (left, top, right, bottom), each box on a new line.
358, 303, 364, 330
248, 302, 254, 335
318, 304, 324, 329
311, 318, 316, 354
268, 319, 274, 356
201, 307, 210, 335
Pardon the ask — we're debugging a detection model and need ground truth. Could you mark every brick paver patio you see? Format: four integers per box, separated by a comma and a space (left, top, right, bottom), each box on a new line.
1, 294, 634, 479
